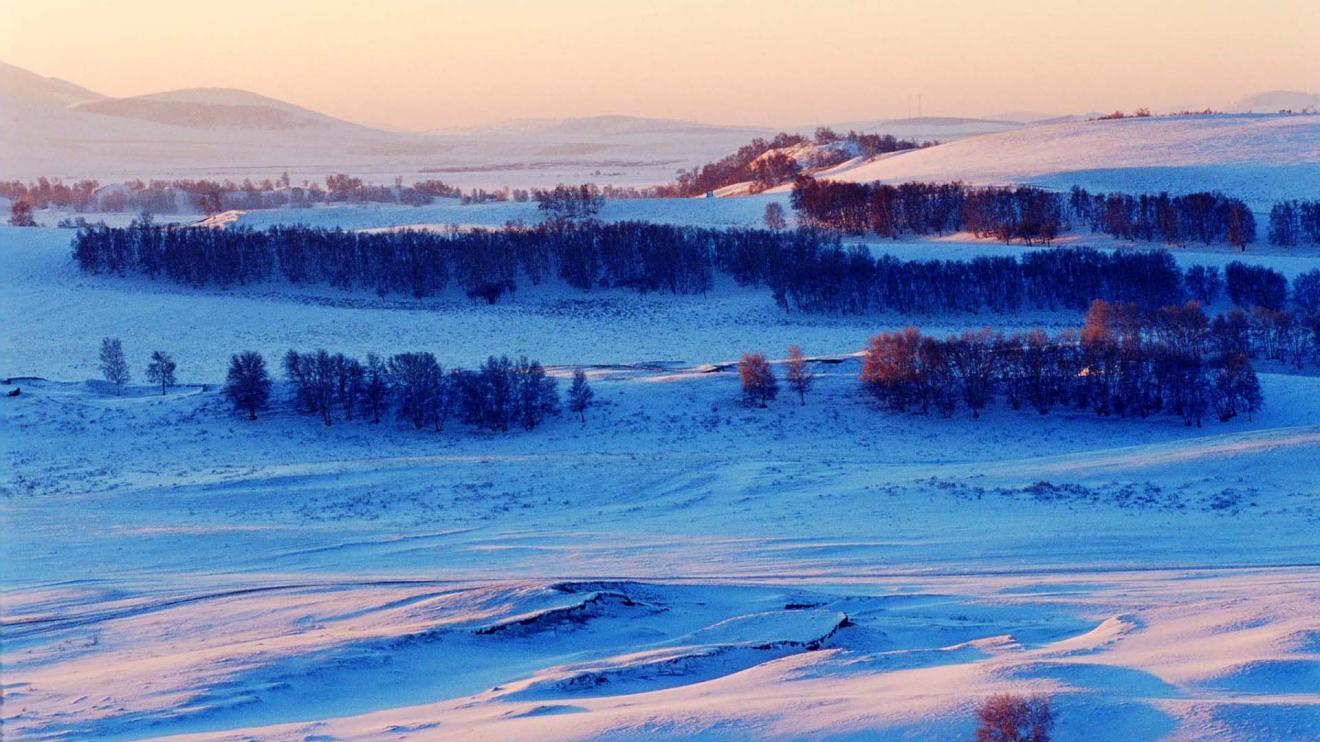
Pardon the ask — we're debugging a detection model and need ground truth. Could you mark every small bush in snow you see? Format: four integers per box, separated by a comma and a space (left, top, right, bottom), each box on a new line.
972, 693, 1054, 742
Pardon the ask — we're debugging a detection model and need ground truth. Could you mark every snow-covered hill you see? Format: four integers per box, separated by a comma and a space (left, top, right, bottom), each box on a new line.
822, 115, 1023, 142
441, 114, 773, 140
818, 113, 1320, 206
72, 87, 369, 131
0, 59, 105, 109
1229, 90, 1319, 113
0, 64, 766, 187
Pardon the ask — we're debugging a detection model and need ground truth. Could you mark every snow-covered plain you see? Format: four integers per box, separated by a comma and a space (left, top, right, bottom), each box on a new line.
3, 199, 1320, 741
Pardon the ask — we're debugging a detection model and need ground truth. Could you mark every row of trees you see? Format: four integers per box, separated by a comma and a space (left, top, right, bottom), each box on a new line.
534, 184, 605, 223
71, 221, 1320, 319
277, 350, 588, 431
217, 349, 595, 431
1267, 200, 1320, 246
1067, 187, 1255, 248
97, 338, 177, 395
858, 301, 1262, 426
0, 174, 496, 216
790, 177, 1264, 249
793, 177, 1070, 244
738, 301, 1270, 427
89, 340, 596, 431
754, 244, 1266, 316
738, 345, 816, 407
72, 220, 725, 301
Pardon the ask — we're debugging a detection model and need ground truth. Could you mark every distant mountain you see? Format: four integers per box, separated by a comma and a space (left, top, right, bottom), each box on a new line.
0, 60, 105, 108
1229, 90, 1319, 112
820, 116, 1022, 142
73, 87, 368, 131
441, 114, 773, 139
985, 110, 1062, 124
0, 64, 765, 185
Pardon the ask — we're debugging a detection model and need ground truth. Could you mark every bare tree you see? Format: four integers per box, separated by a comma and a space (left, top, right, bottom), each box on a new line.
784, 344, 814, 405
738, 351, 779, 407
9, 200, 37, 227
224, 351, 272, 419
763, 201, 787, 230
568, 368, 594, 422
99, 337, 130, 394
145, 351, 177, 395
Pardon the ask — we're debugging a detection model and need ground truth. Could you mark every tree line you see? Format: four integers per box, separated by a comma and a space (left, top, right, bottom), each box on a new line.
738, 299, 1270, 427
71, 220, 1320, 320
791, 177, 1265, 249
792, 178, 1066, 244
1, 174, 502, 216
1067, 187, 1255, 248
225, 349, 594, 431
276, 349, 580, 431
1267, 200, 1320, 246
794, 178, 1318, 251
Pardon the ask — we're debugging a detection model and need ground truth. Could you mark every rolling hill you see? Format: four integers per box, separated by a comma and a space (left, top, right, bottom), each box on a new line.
1229, 90, 1319, 113
815, 113, 1320, 206
0, 64, 770, 186
72, 87, 371, 131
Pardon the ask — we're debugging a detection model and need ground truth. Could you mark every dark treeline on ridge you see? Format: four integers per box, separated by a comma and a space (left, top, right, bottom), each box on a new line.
72, 220, 1319, 318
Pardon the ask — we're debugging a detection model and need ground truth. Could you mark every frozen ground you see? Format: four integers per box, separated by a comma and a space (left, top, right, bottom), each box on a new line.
4, 213, 1318, 382
3, 205, 1319, 741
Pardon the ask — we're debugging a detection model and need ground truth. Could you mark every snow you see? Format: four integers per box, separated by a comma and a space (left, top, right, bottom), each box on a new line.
0, 64, 766, 188
4, 201, 1320, 740
1229, 91, 1320, 113
823, 114, 1320, 207
822, 116, 1024, 141
4, 362, 1320, 739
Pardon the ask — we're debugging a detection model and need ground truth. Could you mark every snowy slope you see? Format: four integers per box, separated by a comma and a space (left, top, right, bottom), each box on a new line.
0, 59, 105, 108
4, 208, 1320, 740
822, 114, 1320, 206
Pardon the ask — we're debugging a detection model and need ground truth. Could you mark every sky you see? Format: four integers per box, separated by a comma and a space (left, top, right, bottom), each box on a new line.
3, 0, 1318, 131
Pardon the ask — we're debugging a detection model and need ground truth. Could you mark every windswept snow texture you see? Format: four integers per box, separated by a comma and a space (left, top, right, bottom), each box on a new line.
3, 200, 1320, 741
824, 114, 1320, 207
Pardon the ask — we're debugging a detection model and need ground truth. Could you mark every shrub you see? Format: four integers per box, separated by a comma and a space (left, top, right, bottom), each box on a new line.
973, 693, 1054, 742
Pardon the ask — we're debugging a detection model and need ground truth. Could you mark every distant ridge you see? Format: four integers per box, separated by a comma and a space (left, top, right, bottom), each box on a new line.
1229, 90, 1320, 112
440, 114, 774, 139
74, 88, 367, 131
0, 59, 106, 107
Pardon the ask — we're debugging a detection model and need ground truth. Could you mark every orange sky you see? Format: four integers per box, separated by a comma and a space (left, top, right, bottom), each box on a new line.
4, 0, 1317, 130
